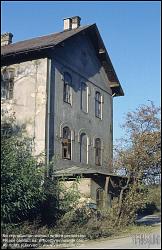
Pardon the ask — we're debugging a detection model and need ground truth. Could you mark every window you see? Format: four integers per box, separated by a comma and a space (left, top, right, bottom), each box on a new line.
95, 138, 101, 166
96, 188, 104, 209
81, 82, 88, 113
1, 123, 12, 138
95, 91, 102, 118
63, 72, 72, 104
80, 132, 88, 164
1, 68, 14, 100
62, 126, 71, 159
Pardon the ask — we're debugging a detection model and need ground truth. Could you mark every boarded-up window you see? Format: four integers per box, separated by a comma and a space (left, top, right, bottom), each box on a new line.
96, 188, 104, 209
95, 138, 101, 166
81, 82, 88, 113
80, 132, 88, 164
63, 72, 72, 104
95, 91, 102, 118
62, 126, 71, 160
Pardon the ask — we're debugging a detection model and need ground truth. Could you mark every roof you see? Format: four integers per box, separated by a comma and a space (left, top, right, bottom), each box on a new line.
53, 165, 127, 179
1, 25, 91, 57
1, 24, 124, 96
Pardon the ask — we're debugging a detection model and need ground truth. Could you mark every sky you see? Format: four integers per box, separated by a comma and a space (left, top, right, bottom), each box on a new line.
1, 1, 161, 141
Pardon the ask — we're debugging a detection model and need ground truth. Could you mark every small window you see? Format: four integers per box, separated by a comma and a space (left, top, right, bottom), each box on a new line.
1, 123, 12, 137
62, 126, 71, 160
63, 72, 72, 104
95, 138, 101, 166
95, 91, 102, 119
1, 69, 14, 100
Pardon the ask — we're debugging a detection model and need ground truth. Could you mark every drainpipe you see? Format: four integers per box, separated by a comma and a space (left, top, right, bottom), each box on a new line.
45, 58, 51, 177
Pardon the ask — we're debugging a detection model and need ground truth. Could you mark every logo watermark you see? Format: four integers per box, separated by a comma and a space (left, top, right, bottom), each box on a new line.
132, 233, 161, 248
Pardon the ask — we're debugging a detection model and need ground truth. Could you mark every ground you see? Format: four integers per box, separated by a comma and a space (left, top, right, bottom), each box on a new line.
38, 214, 161, 249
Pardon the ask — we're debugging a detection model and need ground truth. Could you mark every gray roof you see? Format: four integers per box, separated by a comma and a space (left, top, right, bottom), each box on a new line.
1, 25, 91, 56
53, 165, 126, 178
1, 24, 124, 96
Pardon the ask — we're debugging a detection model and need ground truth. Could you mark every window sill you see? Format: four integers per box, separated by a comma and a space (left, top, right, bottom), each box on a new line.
81, 109, 88, 115
63, 101, 72, 107
95, 115, 102, 120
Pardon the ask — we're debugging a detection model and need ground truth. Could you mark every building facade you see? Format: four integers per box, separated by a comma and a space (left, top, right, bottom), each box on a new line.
1, 17, 124, 208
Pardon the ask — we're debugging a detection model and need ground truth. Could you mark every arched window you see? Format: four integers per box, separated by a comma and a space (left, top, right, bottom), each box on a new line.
80, 132, 88, 164
63, 72, 72, 104
96, 188, 104, 209
62, 126, 71, 159
95, 91, 102, 118
81, 82, 88, 113
95, 138, 101, 166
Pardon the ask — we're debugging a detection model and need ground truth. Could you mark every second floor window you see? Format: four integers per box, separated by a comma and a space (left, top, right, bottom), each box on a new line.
63, 72, 72, 104
81, 82, 88, 113
1, 68, 15, 100
95, 91, 102, 119
1, 80, 14, 100
62, 126, 71, 160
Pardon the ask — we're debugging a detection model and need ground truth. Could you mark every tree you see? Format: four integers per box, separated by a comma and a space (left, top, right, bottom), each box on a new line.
1, 112, 45, 223
114, 101, 161, 184
113, 101, 161, 225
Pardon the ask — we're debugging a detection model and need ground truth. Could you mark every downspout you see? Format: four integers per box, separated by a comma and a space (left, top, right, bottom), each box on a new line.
45, 58, 52, 177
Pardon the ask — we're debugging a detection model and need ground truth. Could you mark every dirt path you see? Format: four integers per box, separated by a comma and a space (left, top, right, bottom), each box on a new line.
68, 226, 161, 249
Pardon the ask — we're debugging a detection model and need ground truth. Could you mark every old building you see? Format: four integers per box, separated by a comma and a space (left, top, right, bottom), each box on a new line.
1, 16, 125, 208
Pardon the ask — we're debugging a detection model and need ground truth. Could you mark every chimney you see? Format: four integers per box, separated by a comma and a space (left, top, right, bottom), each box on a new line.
1, 32, 13, 46
63, 17, 72, 30
71, 16, 81, 29
63, 16, 81, 31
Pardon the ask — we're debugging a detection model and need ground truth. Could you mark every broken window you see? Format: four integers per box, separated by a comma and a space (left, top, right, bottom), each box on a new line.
1, 68, 15, 100
62, 126, 71, 160
63, 72, 72, 104
81, 82, 88, 113
95, 91, 102, 119
95, 138, 101, 166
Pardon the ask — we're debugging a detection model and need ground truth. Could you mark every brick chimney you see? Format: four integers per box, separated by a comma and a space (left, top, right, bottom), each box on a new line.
1, 32, 13, 46
63, 16, 81, 31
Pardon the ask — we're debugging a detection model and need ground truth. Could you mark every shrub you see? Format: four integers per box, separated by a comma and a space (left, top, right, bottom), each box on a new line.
1, 131, 45, 223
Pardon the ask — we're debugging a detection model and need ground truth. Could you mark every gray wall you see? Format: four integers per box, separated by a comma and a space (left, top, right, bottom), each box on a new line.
50, 33, 113, 171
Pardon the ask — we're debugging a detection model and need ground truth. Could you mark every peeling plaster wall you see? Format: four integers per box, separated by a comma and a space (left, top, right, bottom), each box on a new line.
1, 58, 48, 156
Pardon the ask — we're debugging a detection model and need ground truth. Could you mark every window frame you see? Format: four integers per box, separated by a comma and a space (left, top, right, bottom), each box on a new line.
62, 126, 71, 160
95, 138, 102, 166
95, 91, 102, 119
63, 72, 72, 105
1, 79, 14, 100
80, 81, 88, 113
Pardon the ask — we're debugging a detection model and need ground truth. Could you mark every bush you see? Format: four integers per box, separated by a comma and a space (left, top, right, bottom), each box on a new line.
1, 131, 45, 223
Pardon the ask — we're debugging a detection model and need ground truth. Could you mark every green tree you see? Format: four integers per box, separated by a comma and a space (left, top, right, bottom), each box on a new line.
1, 114, 45, 223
